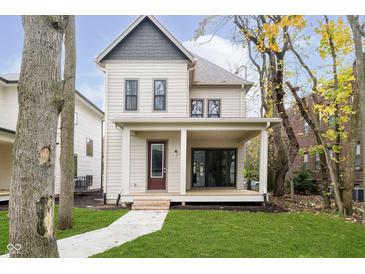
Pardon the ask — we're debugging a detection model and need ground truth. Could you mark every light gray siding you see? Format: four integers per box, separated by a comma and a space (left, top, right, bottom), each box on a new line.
190, 87, 246, 118
130, 131, 181, 193
103, 17, 188, 61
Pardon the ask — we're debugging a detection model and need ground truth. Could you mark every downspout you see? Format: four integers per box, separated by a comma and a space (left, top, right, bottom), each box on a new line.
95, 60, 109, 204
240, 84, 245, 117
187, 59, 197, 116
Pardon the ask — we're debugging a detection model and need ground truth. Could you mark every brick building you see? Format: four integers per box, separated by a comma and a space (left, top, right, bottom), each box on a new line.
289, 103, 363, 188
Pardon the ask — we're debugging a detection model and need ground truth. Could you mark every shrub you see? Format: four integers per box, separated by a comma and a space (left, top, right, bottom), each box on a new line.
291, 169, 314, 195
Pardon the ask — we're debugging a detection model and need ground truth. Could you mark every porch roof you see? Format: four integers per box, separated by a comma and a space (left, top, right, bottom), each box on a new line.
0, 127, 15, 144
112, 117, 281, 130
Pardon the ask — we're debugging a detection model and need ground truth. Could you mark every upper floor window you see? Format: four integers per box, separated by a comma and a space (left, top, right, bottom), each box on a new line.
304, 121, 309, 135
303, 152, 308, 169
355, 142, 361, 170
154, 80, 166, 111
125, 80, 138, 111
191, 99, 204, 118
315, 153, 320, 170
74, 154, 78, 177
86, 137, 93, 157
208, 99, 220, 118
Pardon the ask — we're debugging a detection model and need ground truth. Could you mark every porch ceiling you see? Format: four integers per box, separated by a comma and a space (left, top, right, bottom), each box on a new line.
113, 117, 281, 131
0, 130, 15, 144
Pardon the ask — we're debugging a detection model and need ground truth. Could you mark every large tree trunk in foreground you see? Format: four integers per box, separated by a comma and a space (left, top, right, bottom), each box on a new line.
348, 15, 365, 224
9, 16, 66, 258
59, 15, 76, 230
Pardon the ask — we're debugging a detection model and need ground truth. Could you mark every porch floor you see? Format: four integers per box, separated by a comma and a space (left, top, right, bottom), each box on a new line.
126, 188, 264, 203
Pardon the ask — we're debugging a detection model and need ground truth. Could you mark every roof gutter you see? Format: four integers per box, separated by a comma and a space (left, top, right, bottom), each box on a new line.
187, 58, 197, 87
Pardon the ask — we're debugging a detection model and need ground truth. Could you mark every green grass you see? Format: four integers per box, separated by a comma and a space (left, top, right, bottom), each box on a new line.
0, 207, 127, 255
93, 210, 365, 258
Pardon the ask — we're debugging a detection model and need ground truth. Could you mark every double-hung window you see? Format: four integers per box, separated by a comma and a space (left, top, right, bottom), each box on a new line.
86, 138, 93, 157
191, 99, 204, 118
208, 99, 220, 118
303, 153, 308, 169
125, 80, 138, 111
355, 143, 361, 170
154, 80, 166, 111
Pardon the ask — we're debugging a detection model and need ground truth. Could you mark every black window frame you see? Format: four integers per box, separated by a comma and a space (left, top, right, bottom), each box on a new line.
190, 99, 204, 118
192, 148, 237, 188
207, 99, 221, 118
86, 137, 93, 157
125, 80, 138, 111
153, 80, 167, 111
355, 142, 361, 170
315, 153, 321, 170
74, 154, 78, 177
303, 152, 308, 169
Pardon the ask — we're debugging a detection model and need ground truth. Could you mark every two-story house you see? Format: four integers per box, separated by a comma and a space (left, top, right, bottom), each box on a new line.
0, 73, 104, 201
96, 16, 280, 206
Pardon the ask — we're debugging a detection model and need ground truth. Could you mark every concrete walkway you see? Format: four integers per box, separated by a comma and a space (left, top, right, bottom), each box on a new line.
2, 210, 168, 258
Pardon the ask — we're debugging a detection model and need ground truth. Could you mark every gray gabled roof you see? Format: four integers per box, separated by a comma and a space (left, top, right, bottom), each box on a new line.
0, 73, 104, 116
96, 15, 195, 63
192, 54, 253, 87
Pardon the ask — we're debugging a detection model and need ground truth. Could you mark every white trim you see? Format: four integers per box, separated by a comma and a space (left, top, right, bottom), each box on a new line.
96, 15, 194, 64
180, 128, 187, 195
112, 117, 281, 125
259, 128, 269, 194
119, 194, 265, 203
121, 127, 131, 195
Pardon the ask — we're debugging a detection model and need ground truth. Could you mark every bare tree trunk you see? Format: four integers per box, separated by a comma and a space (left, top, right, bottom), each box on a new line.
319, 153, 331, 209
9, 16, 67, 258
341, 87, 358, 216
348, 15, 365, 225
59, 16, 76, 230
269, 53, 299, 196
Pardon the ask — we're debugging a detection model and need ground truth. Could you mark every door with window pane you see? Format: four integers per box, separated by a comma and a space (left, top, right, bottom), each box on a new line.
148, 141, 167, 190
192, 149, 236, 187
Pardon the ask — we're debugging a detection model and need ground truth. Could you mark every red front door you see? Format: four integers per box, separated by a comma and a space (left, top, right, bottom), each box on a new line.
148, 141, 167, 190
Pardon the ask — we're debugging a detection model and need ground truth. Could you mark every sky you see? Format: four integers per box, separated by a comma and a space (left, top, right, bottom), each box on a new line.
0, 15, 344, 116
0, 16, 247, 110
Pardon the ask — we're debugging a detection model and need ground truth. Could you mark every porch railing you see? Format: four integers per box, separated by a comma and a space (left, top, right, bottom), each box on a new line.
74, 175, 93, 193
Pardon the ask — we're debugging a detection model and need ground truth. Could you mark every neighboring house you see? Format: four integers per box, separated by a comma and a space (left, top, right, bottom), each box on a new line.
0, 74, 104, 201
96, 15, 281, 205
289, 101, 363, 189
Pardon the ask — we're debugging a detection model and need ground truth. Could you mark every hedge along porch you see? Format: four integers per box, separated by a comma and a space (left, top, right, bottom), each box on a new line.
105, 117, 280, 204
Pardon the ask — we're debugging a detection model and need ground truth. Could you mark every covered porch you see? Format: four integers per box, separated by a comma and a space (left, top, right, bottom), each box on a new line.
112, 117, 281, 204
0, 128, 15, 202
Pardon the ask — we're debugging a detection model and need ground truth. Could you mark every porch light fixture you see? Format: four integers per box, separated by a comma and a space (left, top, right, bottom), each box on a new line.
174, 149, 178, 156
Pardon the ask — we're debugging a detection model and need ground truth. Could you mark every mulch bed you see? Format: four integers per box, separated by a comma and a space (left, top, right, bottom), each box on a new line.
270, 194, 364, 224
171, 202, 287, 213
55, 190, 105, 208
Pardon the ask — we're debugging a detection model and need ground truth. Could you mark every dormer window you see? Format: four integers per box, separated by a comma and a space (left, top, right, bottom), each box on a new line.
208, 99, 220, 118
154, 80, 166, 111
125, 80, 138, 111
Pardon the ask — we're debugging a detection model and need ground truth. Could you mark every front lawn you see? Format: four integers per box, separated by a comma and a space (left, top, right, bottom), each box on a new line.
0, 207, 127, 255
93, 210, 365, 258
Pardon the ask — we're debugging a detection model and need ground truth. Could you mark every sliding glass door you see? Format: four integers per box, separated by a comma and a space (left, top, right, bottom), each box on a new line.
192, 149, 236, 187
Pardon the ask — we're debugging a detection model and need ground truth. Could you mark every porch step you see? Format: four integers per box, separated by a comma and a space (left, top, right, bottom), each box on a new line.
132, 199, 170, 210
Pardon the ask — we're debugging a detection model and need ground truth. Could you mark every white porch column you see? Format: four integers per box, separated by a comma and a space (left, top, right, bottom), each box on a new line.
259, 128, 269, 194
121, 127, 130, 195
180, 128, 187, 195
